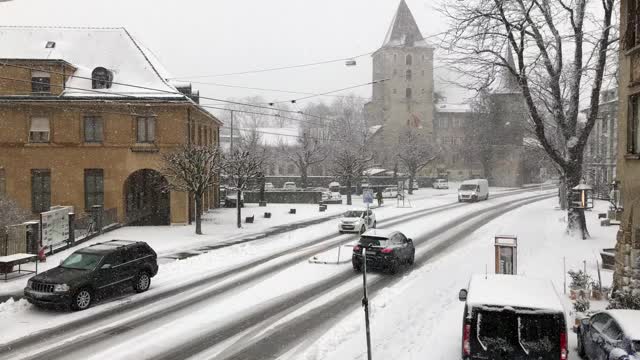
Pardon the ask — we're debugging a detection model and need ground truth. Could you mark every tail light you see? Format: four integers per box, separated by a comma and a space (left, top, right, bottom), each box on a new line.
353, 245, 361, 252
381, 248, 393, 254
560, 331, 567, 360
463, 324, 471, 356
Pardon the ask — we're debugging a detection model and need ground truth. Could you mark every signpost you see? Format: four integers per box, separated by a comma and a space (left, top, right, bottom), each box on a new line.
363, 189, 374, 228
361, 248, 373, 360
40, 206, 72, 251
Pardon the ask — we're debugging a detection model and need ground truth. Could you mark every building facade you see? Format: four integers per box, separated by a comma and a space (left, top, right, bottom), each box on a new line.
0, 27, 221, 226
583, 88, 618, 198
615, 0, 640, 294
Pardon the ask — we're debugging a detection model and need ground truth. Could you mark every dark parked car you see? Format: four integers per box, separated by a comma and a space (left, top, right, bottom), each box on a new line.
24, 240, 158, 311
575, 310, 640, 360
351, 229, 415, 273
459, 274, 569, 360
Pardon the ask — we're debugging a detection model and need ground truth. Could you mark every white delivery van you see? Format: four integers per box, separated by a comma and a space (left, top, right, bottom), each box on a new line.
283, 182, 297, 191
458, 179, 489, 202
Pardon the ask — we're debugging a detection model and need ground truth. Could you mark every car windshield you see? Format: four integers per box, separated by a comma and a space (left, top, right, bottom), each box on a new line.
344, 211, 364, 218
358, 236, 390, 247
60, 253, 103, 270
460, 184, 478, 191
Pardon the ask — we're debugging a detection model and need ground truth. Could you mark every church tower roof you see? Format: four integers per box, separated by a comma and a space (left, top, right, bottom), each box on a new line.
494, 44, 520, 94
382, 0, 431, 48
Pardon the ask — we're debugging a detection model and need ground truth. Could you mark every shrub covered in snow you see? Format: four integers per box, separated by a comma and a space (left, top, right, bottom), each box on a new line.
574, 297, 590, 312
608, 290, 640, 310
568, 269, 592, 290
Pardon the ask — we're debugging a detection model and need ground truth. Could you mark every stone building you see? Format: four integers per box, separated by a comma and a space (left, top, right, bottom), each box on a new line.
583, 88, 618, 198
613, 0, 640, 294
365, 0, 434, 169
0, 26, 222, 225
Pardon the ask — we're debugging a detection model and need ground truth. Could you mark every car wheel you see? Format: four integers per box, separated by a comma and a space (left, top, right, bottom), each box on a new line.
407, 252, 415, 265
339, 230, 344, 234
353, 261, 362, 272
576, 332, 586, 358
134, 271, 151, 293
71, 288, 92, 311
360, 225, 366, 234
388, 259, 399, 274
372, 221, 377, 229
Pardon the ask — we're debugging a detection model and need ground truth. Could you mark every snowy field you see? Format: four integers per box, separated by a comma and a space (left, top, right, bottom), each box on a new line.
289, 199, 617, 360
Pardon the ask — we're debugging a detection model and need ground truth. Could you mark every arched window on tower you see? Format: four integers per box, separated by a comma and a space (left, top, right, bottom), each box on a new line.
406, 88, 412, 99
394, 54, 397, 64
406, 69, 412, 81
92, 67, 113, 89
406, 54, 412, 66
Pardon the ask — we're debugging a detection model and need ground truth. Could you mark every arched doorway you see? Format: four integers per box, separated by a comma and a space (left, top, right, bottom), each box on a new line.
124, 169, 170, 225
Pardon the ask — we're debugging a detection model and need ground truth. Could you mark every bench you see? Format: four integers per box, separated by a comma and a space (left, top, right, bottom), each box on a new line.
245, 215, 255, 224
264, 212, 271, 218
319, 204, 327, 212
289, 209, 297, 214
0, 253, 38, 281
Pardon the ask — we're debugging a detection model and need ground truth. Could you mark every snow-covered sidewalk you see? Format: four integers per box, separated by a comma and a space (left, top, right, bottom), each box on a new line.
291, 199, 617, 360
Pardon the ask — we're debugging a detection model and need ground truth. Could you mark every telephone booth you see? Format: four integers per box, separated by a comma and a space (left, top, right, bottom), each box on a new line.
494, 235, 518, 275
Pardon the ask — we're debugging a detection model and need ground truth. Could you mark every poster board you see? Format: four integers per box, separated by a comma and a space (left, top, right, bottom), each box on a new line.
40, 206, 72, 248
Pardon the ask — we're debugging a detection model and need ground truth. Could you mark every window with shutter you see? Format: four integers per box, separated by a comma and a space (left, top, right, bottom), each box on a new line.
29, 117, 50, 143
31, 169, 51, 213
31, 71, 50, 94
136, 117, 156, 143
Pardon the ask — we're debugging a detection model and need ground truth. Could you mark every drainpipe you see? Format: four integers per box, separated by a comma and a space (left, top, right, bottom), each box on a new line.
187, 107, 192, 224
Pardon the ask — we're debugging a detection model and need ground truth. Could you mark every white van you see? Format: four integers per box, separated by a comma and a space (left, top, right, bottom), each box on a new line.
283, 182, 297, 191
458, 179, 489, 202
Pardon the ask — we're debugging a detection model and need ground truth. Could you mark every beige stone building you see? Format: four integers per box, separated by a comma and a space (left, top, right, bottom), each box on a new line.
614, 0, 640, 294
0, 27, 221, 226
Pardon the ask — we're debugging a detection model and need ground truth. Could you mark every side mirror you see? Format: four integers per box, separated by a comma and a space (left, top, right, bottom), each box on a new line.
101, 264, 112, 270
407, 238, 413, 244
459, 289, 468, 301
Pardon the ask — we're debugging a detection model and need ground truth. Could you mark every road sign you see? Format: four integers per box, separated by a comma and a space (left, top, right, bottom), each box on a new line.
363, 189, 374, 204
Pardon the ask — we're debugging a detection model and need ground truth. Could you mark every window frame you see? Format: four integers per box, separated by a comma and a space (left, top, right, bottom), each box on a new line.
406, 88, 412, 99
406, 54, 413, 66
31, 71, 51, 94
84, 169, 104, 210
83, 115, 104, 143
29, 117, 50, 143
136, 116, 156, 143
31, 169, 51, 213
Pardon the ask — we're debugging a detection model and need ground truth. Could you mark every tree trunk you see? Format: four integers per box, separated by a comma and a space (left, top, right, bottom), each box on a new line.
195, 193, 202, 235
408, 175, 415, 195
346, 176, 352, 206
301, 166, 308, 189
236, 189, 242, 229
259, 175, 266, 203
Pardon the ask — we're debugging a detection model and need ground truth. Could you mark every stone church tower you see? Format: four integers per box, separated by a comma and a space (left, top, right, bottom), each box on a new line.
365, 0, 434, 167
487, 47, 526, 187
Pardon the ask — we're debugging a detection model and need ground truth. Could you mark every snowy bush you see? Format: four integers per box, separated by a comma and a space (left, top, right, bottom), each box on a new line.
0, 193, 29, 230
574, 297, 590, 312
608, 290, 640, 310
568, 270, 592, 290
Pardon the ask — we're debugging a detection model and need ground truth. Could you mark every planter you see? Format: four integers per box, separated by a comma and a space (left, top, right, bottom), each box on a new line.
591, 289, 603, 301
570, 288, 590, 300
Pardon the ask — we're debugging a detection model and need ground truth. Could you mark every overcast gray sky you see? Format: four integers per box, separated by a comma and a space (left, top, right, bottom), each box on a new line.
0, 0, 466, 106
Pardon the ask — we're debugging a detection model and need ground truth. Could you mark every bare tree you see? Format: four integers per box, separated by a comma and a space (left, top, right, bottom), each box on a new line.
280, 130, 328, 188
162, 145, 222, 235
396, 128, 438, 194
223, 137, 268, 228
328, 98, 373, 205
0, 193, 29, 230
442, 0, 617, 239
464, 91, 495, 180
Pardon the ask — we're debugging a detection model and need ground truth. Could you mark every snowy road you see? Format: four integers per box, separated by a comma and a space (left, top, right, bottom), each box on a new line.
0, 186, 554, 360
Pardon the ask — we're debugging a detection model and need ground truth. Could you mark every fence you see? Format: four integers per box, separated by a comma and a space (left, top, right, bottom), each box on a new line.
0, 224, 28, 257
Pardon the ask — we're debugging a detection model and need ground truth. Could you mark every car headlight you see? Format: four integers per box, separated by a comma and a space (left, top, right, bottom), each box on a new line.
53, 284, 70, 293
27, 279, 33, 289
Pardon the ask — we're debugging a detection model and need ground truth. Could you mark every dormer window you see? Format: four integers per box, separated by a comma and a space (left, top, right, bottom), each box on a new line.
92, 67, 113, 89
31, 71, 51, 94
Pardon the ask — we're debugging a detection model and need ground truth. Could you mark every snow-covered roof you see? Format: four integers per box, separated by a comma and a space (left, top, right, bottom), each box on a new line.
493, 44, 520, 95
363, 168, 388, 176
368, 125, 383, 136
435, 103, 471, 113
466, 274, 564, 312
0, 26, 184, 99
381, 0, 431, 49
241, 127, 300, 147
605, 310, 640, 340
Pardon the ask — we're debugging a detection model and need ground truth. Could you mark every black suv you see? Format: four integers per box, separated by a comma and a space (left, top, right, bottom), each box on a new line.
24, 240, 158, 311
352, 229, 415, 273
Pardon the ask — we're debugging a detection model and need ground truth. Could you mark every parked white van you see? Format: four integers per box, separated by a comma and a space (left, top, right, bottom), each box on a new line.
283, 182, 297, 191
458, 179, 489, 202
